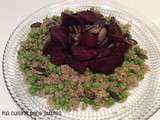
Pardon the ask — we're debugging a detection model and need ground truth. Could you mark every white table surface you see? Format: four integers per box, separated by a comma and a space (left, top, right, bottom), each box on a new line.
0, 0, 160, 120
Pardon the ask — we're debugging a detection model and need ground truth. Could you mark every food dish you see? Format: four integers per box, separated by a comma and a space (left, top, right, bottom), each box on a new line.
3, 0, 160, 119
18, 9, 148, 111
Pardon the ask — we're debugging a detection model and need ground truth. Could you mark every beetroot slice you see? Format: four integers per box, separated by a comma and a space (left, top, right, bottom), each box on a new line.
49, 25, 68, 48
108, 23, 124, 42
61, 13, 83, 26
68, 36, 75, 47
89, 54, 124, 74
71, 47, 98, 61
42, 10, 132, 75
65, 55, 88, 73
42, 40, 54, 55
69, 60, 88, 73
76, 10, 104, 25
111, 41, 130, 56
51, 48, 67, 65
97, 47, 111, 58
81, 32, 97, 49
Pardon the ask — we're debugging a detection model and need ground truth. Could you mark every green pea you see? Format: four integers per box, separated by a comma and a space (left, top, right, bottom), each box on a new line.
57, 96, 69, 106
50, 87, 56, 94
20, 63, 30, 71
134, 47, 141, 54
64, 9, 74, 14
81, 97, 93, 105
28, 85, 38, 95
116, 82, 125, 88
44, 85, 50, 94
45, 63, 55, 76
63, 104, 70, 111
138, 72, 144, 80
57, 83, 64, 91
44, 16, 49, 21
119, 89, 128, 100
52, 16, 60, 22
54, 65, 61, 75
107, 88, 120, 101
20, 51, 34, 61
92, 82, 101, 88
132, 57, 144, 65
28, 31, 40, 39
107, 97, 115, 106
27, 75, 39, 85
90, 73, 100, 81
108, 75, 116, 82
107, 88, 114, 92
123, 61, 130, 66
90, 74, 97, 80
54, 104, 61, 110
40, 27, 48, 34
48, 63, 54, 72
83, 82, 92, 89
24, 70, 32, 77
18, 50, 26, 58
35, 55, 47, 63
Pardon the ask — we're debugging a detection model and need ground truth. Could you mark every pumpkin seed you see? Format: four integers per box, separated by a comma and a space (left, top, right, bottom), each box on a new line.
31, 22, 42, 28
98, 27, 107, 43
128, 39, 137, 46
98, 38, 108, 46
137, 53, 148, 60
89, 25, 101, 34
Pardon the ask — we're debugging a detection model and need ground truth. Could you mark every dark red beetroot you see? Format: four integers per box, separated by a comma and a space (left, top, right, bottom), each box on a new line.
108, 22, 124, 42
97, 47, 111, 58
50, 25, 68, 48
51, 48, 67, 65
42, 10, 131, 75
70, 61, 88, 73
61, 13, 83, 26
68, 35, 75, 46
81, 32, 97, 49
72, 47, 98, 61
42, 40, 54, 55
76, 10, 104, 25
65, 55, 88, 73
111, 41, 130, 56
89, 54, 124, 74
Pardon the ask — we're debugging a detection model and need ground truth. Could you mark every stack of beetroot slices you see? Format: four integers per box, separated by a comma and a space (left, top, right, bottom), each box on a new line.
43, 10, 133, 74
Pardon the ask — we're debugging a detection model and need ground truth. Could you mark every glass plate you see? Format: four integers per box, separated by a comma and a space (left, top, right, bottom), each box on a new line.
3, 0, 160, 120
